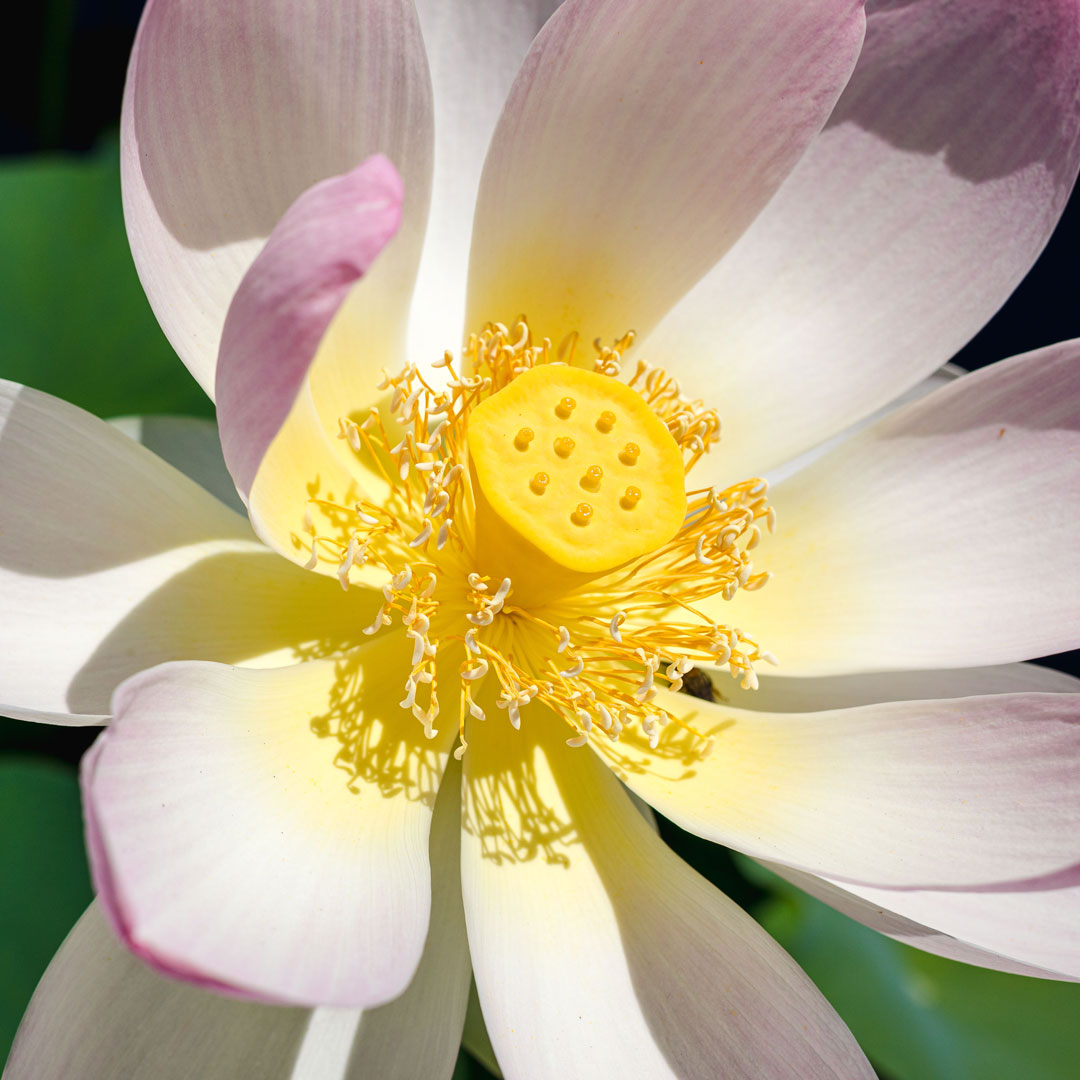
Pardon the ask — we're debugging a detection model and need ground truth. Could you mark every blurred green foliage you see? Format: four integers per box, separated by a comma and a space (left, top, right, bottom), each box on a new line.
0, 759, 93, 1063
453, 1048, 499, 1080
0, 137, 211, 419
741, 856, 1080, 1080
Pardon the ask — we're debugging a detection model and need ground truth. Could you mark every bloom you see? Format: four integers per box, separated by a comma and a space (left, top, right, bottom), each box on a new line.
4, 0, 1080, 1077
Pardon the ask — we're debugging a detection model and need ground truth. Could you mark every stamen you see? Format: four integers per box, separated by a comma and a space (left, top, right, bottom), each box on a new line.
295, 319, 772, 758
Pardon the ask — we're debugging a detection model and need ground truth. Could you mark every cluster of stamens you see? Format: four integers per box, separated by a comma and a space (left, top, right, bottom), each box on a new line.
292, 321, 774, 762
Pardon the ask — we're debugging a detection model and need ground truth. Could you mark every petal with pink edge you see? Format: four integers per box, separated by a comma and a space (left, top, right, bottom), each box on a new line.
8, 772, 469, 1080
5, 905, 312, 1080
122, 0, 433, 399
599, 690, 1080, 887
466, 0, 865, 350
216, 156, 402, 501
0, 382, 364, 724
760, 860, 1080, 983
409, 0, 561, 368
712, 341, 1080, 674
643, 0, 1080, 483
82, 634, 456, 1007
461, 708, 872, 1079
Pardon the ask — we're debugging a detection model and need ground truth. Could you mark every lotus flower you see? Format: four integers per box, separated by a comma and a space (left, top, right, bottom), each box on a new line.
4, 0, 1080, 1077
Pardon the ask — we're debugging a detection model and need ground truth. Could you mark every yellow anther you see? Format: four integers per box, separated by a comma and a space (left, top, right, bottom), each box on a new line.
581, 465, 603, 492
571, 502, 594, 526
468, 365, 685, 573
596, 410, 617, 433
555, 396, 577, 419
620, 485, 641, 510
514, 427, 535, 451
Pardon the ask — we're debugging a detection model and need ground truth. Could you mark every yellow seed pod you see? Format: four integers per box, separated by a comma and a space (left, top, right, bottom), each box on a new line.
468, 365, 685, 573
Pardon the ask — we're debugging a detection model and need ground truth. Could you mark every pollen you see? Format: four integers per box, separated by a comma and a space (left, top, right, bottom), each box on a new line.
468, 364, 686, 574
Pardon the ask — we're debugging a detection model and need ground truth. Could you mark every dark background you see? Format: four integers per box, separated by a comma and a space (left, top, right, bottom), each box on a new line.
1, 3, 1078, 1079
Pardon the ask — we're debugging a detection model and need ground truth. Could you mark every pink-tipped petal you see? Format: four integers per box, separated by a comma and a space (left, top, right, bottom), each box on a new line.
645, 0, 1080, 481
0, 381, 360, 724
461, 709, 873, 1079
82, 637, 456, 1008
8, 779, 469, 1080
5, 904, 314, 1080
466, 0, 866, 349
122, 0, 433, 399
409, 0, 560, 367
602, 691, 1080, 888
216, 157, 403, 502
761, 860, 1080, 983
714, 341, 1080, 675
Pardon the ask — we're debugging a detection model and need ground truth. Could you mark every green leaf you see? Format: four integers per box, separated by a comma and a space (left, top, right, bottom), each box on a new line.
453, 1048, 500, 1080
0, 138, 211, 420
739, 856, 1080, 1080
0, 757, 93, 1064
461, 979, 502, 1078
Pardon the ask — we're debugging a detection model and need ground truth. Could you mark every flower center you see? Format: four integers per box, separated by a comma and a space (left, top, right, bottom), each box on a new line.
300, 322, 774, 760
468, 364, 686, 575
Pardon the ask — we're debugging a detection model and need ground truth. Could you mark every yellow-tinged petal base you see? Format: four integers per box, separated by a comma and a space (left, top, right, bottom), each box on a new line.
264, 319, 773, 764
